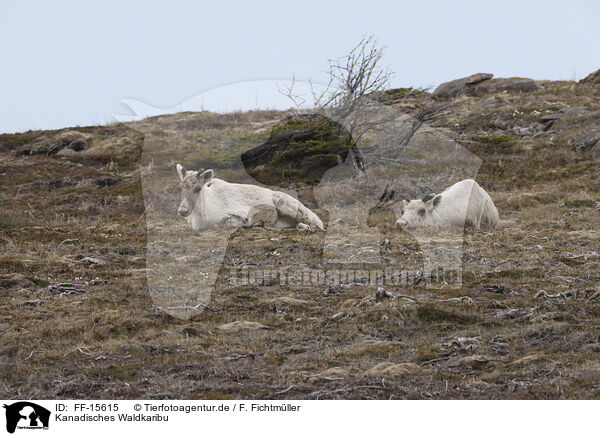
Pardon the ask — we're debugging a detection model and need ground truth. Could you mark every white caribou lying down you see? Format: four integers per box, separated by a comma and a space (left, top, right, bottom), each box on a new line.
395, 179, 499, 228
176, 164, 324, 232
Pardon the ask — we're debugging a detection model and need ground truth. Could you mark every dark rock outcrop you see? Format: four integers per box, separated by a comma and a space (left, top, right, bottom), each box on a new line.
241, 113, 362, 189
541, 107, 600, 129
541, 107, 593, 122
471, 78, 540, 95
432, 73, 493, 99
570, 130, 600, 156
433, 73, 540, 99
0, 273, 36, 289
14, 130, 90, 156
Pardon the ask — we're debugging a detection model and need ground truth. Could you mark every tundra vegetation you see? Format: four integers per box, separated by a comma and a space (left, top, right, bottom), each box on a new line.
1, 71, 600, 399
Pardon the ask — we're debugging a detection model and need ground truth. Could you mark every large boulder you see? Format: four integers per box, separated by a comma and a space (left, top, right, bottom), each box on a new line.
570, 130, 600, 156
433, 73, 540, 99
14, 130, 91, 156
241, 113, 362, 188
471, 77, 540, 95
541, 107, 600, 129
432, 73, 493, 99
579, 69, 600, 85
541, 107, 595, 122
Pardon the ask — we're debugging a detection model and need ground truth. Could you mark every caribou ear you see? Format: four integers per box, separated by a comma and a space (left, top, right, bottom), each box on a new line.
432, 194, 442, 207
402, 199, 408, 207
378, 187, 389, 203
422, 193, 436, 203
199, 169, 214, 183
176, 164, 186, 182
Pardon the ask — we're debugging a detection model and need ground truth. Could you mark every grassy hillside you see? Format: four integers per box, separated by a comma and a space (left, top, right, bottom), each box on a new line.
1, 77, 599, 399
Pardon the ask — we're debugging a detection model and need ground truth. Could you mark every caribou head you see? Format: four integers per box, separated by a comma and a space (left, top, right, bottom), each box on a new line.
395, 193, 442, 227
176, 164, 213, 217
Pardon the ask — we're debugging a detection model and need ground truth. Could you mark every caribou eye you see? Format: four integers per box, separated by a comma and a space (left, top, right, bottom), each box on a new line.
418, 208, 426, 217
193, 186, 202, 193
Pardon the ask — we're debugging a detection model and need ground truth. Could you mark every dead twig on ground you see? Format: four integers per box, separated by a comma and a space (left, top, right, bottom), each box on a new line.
273, 385, 296, 396
431, 296, 474, 304
420, 353, 455, 366
493, 259, 519, 269
375, 287, 416, 301
535, 290, 577, 299
164, 303, 221, 312
224, 353, 261, 361
582, 191, 600, 210
23, 350, 46, 361
58, 238, 81, 247
40, 283, 87, 297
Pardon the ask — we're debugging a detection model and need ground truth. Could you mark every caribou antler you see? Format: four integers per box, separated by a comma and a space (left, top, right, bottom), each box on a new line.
375, 184, 400, 208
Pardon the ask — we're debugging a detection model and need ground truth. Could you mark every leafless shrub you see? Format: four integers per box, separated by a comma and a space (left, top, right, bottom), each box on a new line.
281, 35, 451, 169
280, 35, 398, 144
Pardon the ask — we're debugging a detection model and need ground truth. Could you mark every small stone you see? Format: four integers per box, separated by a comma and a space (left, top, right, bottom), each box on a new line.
453, 355, 491, 369
21, 299, 44, 306
157, 330, 182, 338
310, 367, 351, 380
181, 325, 211, 337
81, 257, 105, 265
56, 148, 80, 156
510, 353, 544, 366
217, 321, 269, 332
365, 362, 421, 378
269, 296, 312, 308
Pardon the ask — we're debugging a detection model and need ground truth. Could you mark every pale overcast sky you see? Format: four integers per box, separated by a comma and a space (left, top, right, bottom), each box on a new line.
1, 0, 598, 132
